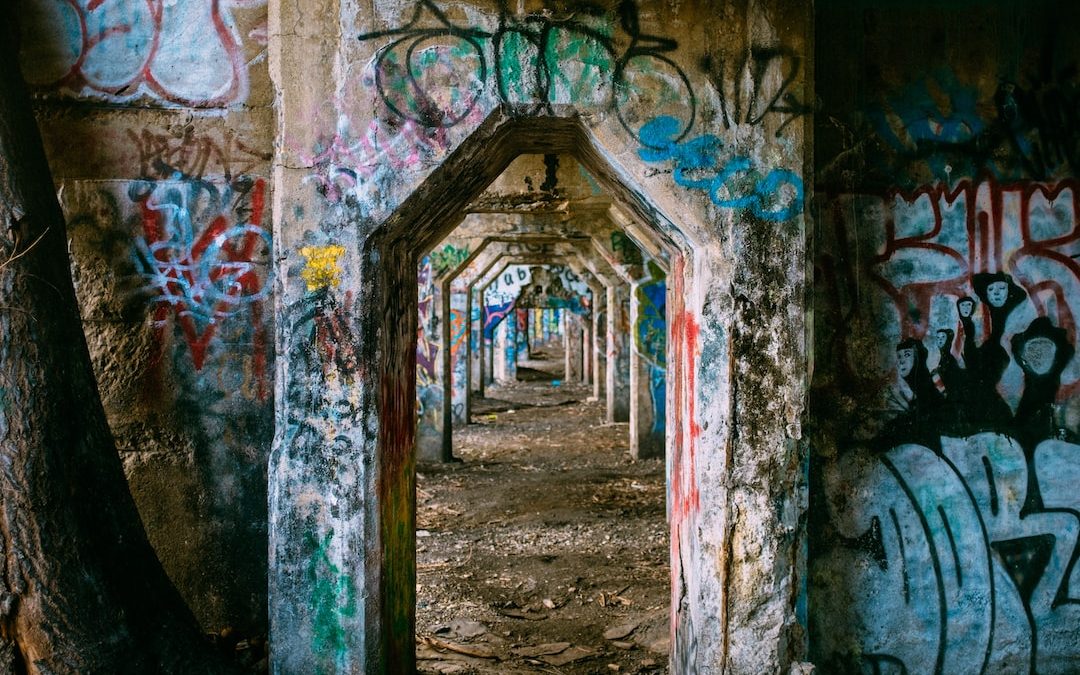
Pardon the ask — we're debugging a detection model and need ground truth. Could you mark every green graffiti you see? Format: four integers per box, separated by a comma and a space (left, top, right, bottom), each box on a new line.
430, 244, 470, 275
305, 529, 358, 664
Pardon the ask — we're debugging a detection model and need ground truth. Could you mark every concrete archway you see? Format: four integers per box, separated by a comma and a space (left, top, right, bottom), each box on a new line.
271, 108, 707, 672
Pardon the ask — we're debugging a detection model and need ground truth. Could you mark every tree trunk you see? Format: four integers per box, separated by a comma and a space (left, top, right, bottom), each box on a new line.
0, 16, 238, 674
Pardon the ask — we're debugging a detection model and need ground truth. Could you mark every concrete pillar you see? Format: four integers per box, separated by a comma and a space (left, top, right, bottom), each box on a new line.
449, 289, 467, 427
494, 313, 517, 384
593, 288, 606, 402
563, 313, 583, 381
468, 288, 480, 395
606, 284, 631, 423
417, 281, 445, 462
582, 319, 591, 384
630, 275, 665, 459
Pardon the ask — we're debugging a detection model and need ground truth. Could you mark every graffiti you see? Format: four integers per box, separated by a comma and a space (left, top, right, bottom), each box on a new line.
851, 178, 1080, 404
19, 0, 267, 106
997, 65, 1080, 180
300, 245, 347, 292
867, 68, 987, 181
638, 116, 804, 221
819, 433, 1080, 674
302, 115, 453, 206
516, 266, 588, 314
358, 0, 695, 147
430, 244, 470, 276
636, 262, 666, 436
845, 62, 1080, 187
312, 289, 360, 378
131, 175, 270, 379
611, 230, 643, 266
417, 256, 439, 384
128, 128, 271, 180
816, 173, 1080, 672
304, 528, 359, 668
700, 45, 814, 136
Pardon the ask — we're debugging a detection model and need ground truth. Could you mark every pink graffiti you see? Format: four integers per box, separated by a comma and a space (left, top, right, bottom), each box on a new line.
302, 116, 454, 204
20, 0, 266, 107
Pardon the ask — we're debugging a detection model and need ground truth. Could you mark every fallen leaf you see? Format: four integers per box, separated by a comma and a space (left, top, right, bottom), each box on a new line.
604, 620, 639, 640
421, 636, 497, 659
512, 642, 570, 657
540, 646, 597, 666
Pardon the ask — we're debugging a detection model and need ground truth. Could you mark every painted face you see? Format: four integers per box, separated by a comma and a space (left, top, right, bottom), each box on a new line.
958, 299, 975, 318
897, 347, 916, 377
986, 280, 1009, 308
1022, 337, 1057, 375
936, 331, 949, 349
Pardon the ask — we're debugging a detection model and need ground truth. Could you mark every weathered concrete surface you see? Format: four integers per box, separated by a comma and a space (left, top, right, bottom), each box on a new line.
16, 0, 815, 671
810, 2, 1080, 672
22, 0, 274, 636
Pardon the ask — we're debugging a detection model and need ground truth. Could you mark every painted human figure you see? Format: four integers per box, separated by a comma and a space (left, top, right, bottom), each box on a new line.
1011, 316, 1075, 444
956, 273, 1027, 428
883, 338, 943, 448
933, 328, 965, 418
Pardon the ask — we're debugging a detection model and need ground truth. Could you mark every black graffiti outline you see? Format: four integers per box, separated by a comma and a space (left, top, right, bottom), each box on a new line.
358, 0, 697, 148
701, 45, 814, 137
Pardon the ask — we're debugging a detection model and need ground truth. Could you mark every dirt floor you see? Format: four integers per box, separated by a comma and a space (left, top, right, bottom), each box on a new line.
415, 346, 670, 674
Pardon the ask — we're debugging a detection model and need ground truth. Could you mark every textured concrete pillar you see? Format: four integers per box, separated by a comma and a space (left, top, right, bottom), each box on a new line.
417, 281, 445, 462
494, 313, 517, 384
582, 319, 592, 384
564, 313, 583, 381
606, 284, 631, 423
593, 289, 606, 401
449, 289, 468, 427
630, 273, 666, 460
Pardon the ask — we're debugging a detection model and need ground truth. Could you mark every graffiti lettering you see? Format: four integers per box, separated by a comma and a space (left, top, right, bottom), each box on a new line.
19, 0, 267, 106
638, 116, 804, 221
131, 176, 270, 380
701, 45, 814, 136
358, 0, 696, 148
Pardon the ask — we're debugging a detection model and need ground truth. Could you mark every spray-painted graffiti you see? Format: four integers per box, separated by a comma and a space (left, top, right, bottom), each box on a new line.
636, 261, 666, 436
839, 62, 1080, 187
417, 256, 442, 443
302, 116, 454, 207
611, 231, 644, 266
128, 128, 272, 180
430, 244, 469, 276
358, 0, 695, 146
131, 175, 270, 382
19, 0, 267, 106
300, 245, 346, 292
638, 116, 804, 221
815, 176, 1080, 672
700, 44, 814, 136
818, 433, 1080, 674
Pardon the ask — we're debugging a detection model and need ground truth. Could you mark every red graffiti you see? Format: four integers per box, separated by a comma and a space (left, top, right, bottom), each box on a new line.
22, 0, 265, 107
669, 259, 700, 523
868, 176, 1080, 345
135, 177, 269, 398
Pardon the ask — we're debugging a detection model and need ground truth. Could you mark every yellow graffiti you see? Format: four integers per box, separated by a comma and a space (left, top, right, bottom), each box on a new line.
300, 245, 346, 291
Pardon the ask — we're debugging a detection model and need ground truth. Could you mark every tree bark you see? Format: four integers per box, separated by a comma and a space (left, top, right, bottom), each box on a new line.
0, 16, 238, 674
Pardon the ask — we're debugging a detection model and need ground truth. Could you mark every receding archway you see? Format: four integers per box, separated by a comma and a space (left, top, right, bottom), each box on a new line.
271, 107, 703, 673
375, 109, 693, 671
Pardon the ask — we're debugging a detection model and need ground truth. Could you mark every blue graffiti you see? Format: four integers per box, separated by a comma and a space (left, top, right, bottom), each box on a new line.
866, 67, 985, 180
637, 116, 804, 221
483, 300, 514, 339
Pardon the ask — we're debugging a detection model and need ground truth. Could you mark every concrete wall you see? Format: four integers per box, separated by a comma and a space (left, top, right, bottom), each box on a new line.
17, 0, 813, 670
21, 0, 274, 635
270, 0, 811, 671
810, 2, 1080, 672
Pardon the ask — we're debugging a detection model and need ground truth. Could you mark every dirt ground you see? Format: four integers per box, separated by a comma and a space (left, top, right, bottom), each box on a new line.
415, 347, 670, 674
